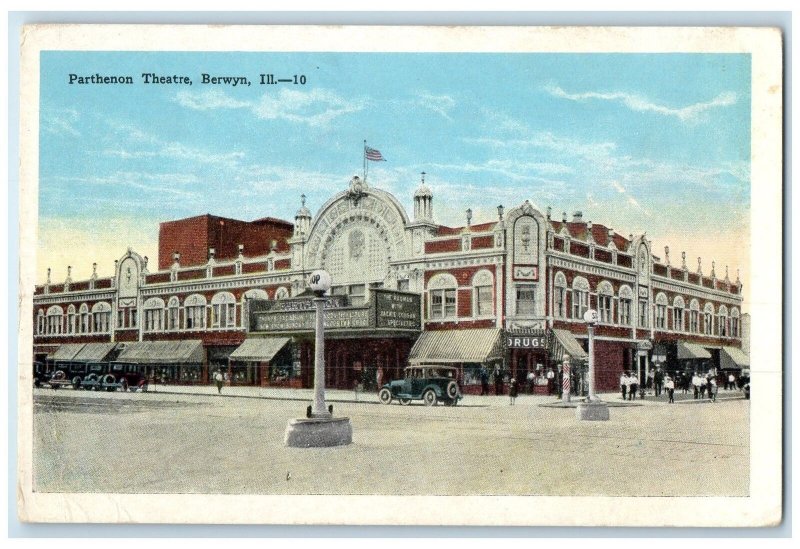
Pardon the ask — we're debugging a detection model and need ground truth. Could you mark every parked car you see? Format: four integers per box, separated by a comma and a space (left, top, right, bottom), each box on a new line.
33, 362, 51, 388
378, 365, 462, 406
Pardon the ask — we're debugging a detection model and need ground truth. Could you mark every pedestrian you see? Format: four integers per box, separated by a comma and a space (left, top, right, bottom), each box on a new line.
654, 368, 664, 397
699, 375, 707, 399
509, 378, 518, 405
546, 368, 555, 395
665, 375, 675, 403
214, 370, 224, 394
494, 366, 503, 396
527, 371, 535, 394
728, 373, 736, 391
629, 373, 638, 401
479, 366, 489, 396
620, 371, 628, 401
709, 376, 718, 402
692, 372, 701, 399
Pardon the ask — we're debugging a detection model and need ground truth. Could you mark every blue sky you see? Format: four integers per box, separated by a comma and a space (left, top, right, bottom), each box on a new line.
38, 51, 751, 294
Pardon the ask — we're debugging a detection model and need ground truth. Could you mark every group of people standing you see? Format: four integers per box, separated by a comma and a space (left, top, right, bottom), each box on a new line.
620, 369, 739, 403
619, 372, 643, 401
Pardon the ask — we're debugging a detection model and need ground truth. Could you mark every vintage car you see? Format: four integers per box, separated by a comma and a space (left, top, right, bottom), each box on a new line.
378, 365, 462, 406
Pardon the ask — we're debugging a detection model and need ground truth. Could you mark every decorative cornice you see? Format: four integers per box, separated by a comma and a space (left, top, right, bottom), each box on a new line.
34, 290, 115, 305
651, 275, 743, 305
548, 253, 637, 282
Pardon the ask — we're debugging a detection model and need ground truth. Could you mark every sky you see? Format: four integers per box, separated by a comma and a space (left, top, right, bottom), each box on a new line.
38, 51, 751, 303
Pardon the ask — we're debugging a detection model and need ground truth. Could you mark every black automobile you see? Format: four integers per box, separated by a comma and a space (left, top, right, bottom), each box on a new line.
378, 365, 462, 406
33, 362, 51, 388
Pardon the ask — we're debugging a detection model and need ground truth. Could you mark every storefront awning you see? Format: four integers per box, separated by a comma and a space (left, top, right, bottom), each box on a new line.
551, 329, 588, 360
721, 346, 749, 369
229, 337, 289, 362
72, 342, 118, 362
408, 328, 503, 364
50, 343, 86, 361
115, 340, 204, 364
677, 341, 712, 360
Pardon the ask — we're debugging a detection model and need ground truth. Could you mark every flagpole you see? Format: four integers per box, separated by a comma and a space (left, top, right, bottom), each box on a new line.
363, 139, 367, 183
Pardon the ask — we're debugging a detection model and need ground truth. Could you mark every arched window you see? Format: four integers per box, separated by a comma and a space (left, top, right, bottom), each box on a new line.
79, 303, 90, 334
553, 272, 567, 319
427, 273, 457, 319
571, 276, 589, 319
597, 281, 614, 324
730, 307, 741, 338
472, 270, 494, 317
718, 304, 729, 337
242, 289, 269, 329
36, 309, 45, 335
184, 294, 207, 330
167, 296, 180, 331
91, 302, 111, 333
703, 303, 715, 335
143, 297, 166, 332
211, 292, 236, 328
689, 299, 700, 333
66, 304, 76, 335
673, 296, 685, 332
275, 287, 289, 300
618, 285, 633, 326
655, 293, 668, 330
46, 305, 64, 335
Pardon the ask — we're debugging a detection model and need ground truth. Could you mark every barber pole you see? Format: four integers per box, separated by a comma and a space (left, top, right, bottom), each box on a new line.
562, 357, 571, 402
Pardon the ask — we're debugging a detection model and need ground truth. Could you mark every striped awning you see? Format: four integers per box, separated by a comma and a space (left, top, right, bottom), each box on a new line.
408, 328, 503, 364
72, 342, 118, 362
229, 337, 289, 362
677, 341, 712, 360
721, 346, 749, 369
50, 343, 86, 361
115, 340, 204, 364
551, 329, 588, 360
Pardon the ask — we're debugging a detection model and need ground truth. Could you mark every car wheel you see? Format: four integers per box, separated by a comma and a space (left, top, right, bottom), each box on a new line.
446, 381, 459, 400
399, 398, 411, 406
378, 388, 393, 405
423, 389, 437, 406
71, 376, 81, 390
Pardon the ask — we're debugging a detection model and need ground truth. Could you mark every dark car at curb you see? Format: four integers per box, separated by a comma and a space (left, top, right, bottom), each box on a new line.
378, 365, 462, 406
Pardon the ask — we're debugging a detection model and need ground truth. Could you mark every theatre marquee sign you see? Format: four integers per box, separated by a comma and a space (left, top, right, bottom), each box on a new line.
251, 289, 421, 334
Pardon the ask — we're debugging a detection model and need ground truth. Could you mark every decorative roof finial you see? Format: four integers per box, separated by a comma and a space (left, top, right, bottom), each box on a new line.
681, 251, 687, 269
546, 206, 552, 220
711, 260, 716, 278
697, 257, 703, 275
46, 267, 51, 284
497, 205, 504, 221
725, 265, 730, 282
466, 208, 472, 228
664, 246, 670, 266
421, 171, 426, 184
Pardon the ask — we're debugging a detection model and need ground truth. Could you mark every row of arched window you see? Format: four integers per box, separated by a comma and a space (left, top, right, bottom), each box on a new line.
35, 288, 290, 336
36, 303, 112, 336
553, 273, 741, 337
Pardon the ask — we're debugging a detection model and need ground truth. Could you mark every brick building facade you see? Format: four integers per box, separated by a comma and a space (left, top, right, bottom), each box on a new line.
33, 175, 747, 394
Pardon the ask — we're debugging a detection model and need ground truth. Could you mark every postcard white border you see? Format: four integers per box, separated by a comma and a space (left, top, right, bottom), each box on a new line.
17, 24, 783, 526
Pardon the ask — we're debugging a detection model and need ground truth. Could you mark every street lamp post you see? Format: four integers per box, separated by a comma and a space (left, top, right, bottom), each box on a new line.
577, 309, 610, 421
284, 269, 353, 447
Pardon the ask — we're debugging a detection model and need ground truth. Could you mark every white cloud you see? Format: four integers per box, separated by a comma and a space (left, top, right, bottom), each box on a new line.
174, 88, 365, 127
174, 89, 250, 110
415, 92, 456, 120
545, 84, 737, 122
611, 181, 626, 193
42, 107, 80, 137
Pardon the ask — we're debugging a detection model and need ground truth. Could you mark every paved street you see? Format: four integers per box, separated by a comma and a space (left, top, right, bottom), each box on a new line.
32, 386, 749, 497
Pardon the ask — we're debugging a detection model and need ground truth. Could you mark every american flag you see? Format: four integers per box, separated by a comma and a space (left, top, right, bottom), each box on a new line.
365, 146, 386, 162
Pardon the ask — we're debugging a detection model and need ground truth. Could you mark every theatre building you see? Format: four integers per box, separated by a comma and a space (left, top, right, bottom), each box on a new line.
32, 174, 747, 393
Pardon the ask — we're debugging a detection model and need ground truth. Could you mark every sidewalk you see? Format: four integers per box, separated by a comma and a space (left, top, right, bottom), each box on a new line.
140, 383, 745, 407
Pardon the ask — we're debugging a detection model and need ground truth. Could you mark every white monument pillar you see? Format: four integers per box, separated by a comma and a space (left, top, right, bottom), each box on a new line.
578, 309, 610, 420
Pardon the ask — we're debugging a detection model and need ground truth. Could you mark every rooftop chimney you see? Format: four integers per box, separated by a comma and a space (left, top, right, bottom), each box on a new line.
562, 211, 567, 223
572, 211, 583, 223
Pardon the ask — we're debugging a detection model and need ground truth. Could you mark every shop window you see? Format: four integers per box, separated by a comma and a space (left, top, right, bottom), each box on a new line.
719, 313, 728, 336
144, 309, 162, 332
185, 305, 205, 329
703, 312, 713, 335
46, 306, 63, 335
36, 311, 45, 335
349, 284, 366, 306
92, 303, 111, 333
673, 297, 685, 332
81, 306, 91, 333
730, 315, 739, 337
656, 304, 667, 329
